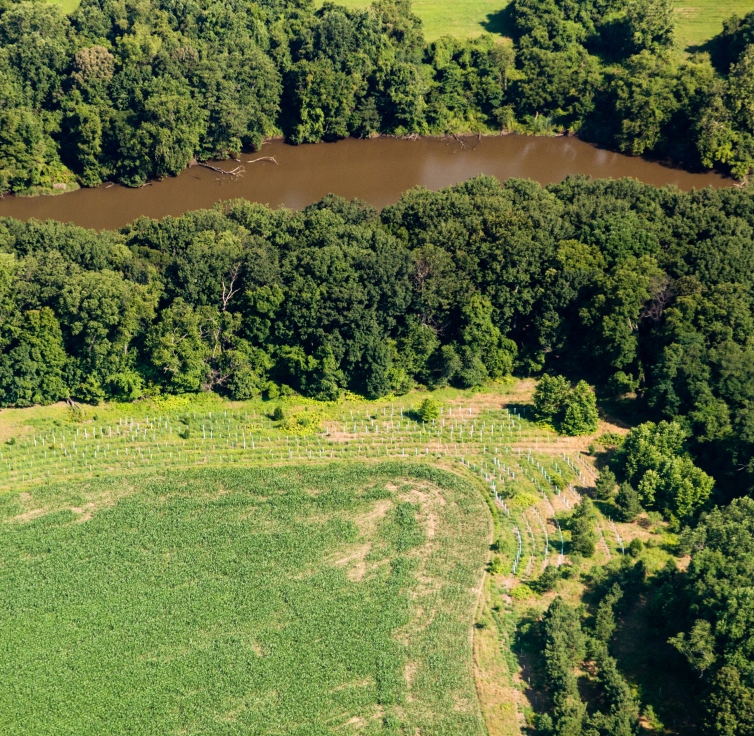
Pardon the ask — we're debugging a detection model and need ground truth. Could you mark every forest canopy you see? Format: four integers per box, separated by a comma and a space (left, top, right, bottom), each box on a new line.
2, 176, 754, 509
1, 0, 754, 194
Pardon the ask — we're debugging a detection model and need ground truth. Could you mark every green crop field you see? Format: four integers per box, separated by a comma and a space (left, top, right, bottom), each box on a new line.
0, 383, 680, 734
0, 463, 489, 735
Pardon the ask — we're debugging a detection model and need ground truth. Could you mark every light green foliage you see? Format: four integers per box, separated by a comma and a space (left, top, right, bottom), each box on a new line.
534, 375, 571, 420
0, 463, 489, 735
673, 0, 754, 50
418, 397, 440, 422
669, 620, 717, 676
560, 381, 599, 436
616, 421, 713, 519
534, 376, 598, 436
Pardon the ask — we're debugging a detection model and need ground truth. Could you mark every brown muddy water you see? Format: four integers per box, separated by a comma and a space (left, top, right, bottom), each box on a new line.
0, 136, 732, 230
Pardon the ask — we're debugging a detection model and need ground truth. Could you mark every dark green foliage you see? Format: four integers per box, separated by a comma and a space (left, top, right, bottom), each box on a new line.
615, 482, 643, 522
595, 468, 617, 500
627, 537, 643, 557
593, 583, 623, 643
537, 595, 641, 736
2, 175, 754, 505
663, 498, 754, 735
1, 0, 754, 192
588, 638, 641, 736
531, 563, 561, 593
570, 497, 597, 558
541, 597, 588, 735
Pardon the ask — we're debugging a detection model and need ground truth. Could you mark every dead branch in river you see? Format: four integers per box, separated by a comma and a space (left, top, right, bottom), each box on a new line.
197, 162, 245, 178
247, 156, 278, 164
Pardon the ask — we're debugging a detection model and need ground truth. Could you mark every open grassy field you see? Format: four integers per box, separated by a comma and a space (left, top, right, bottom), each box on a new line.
674, 0, 754, 49
317, 0, 511, 40
44, 0, 754, 47
0, 462, 490, 735
314, 0, 754, 46
0, 382, 689, 734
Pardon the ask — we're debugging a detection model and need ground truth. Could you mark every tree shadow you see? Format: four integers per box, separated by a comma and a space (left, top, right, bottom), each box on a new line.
511, 610, 551, 733
481, 4, 517, 38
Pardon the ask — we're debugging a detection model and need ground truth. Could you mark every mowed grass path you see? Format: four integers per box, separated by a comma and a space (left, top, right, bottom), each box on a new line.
0, 463, 489, 736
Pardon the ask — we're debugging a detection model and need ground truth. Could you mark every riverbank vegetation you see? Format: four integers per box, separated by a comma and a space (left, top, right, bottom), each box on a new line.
2, 0, 754, 195
1, 176, 752, 509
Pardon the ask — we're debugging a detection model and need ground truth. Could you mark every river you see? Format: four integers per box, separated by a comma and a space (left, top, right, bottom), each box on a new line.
0, 136, 732, 231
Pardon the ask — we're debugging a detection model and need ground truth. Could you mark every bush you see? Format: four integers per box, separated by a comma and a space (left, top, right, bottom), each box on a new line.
531, 564, 561, 593
570, 498, 597, 558
627, 537, 644, 557
595, 468, 617, 500
534, 375, 599, 436
616, 482, 643, 522
560, 381, 599, 436
272, 405, 285, 422
418, 397, 440, 423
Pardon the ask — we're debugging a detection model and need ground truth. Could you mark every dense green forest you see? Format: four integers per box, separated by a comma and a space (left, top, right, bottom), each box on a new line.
1, 0, 754, 194
528, 496, 754, 736
2, 176, 753, 517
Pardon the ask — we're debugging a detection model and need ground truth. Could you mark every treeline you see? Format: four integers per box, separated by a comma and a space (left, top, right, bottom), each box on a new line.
2, 176, 754, 501
531, 499, 754, 735
534, 582, 640, 736
661, 498, 754, 736
1, 0, 754, 194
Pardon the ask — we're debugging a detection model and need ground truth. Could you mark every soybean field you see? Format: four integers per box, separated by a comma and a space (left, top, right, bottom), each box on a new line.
0, 463, 489, 735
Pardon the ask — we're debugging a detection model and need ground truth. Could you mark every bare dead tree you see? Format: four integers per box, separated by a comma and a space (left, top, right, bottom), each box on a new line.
221, 263, 242, 311
641, 275, 673, 323
197, 162, 244, 178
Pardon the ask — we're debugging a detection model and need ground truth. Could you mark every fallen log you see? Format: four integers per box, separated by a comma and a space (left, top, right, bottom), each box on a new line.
197, 162, 244, 177
248, 156, 278, 164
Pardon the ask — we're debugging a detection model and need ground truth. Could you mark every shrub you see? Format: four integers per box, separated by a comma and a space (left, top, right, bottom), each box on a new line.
418, 397, 440, 422
616, 482, 643, 522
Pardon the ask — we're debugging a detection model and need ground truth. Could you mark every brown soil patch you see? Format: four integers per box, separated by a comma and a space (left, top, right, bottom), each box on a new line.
5, 482, 136, 525
352, 499, 392, 535
330, 543, 373, 582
